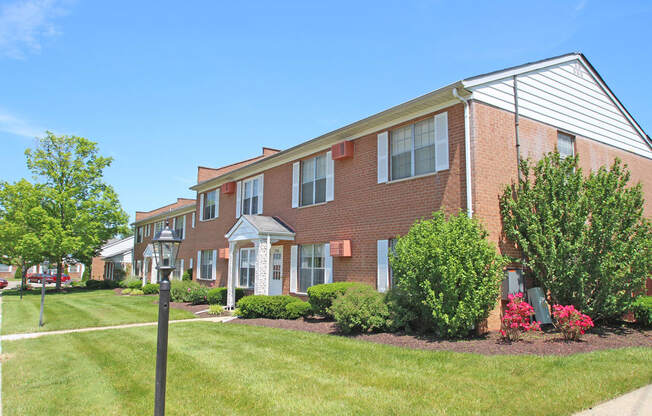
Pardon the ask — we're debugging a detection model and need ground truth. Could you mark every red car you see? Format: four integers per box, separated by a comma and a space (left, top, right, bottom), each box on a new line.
0, 279, 8, 289
27, 273, 71, 284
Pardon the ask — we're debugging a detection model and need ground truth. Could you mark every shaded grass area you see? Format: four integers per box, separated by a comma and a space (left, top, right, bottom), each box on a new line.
3, 321, 651, 415
1, 289, 194, 334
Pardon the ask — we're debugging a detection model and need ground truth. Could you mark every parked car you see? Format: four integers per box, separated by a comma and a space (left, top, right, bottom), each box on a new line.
0, 278, 8, 289
27, 273, 71, 284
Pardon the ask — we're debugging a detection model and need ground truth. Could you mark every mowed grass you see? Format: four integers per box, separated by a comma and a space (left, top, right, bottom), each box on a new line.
3, 321, 651, 416
1, 289, 195, 334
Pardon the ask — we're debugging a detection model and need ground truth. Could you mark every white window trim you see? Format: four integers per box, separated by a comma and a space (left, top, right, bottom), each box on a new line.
239, 174, 264, 216
237, 247, 256, 288
300, 155, 328, 207
200, 189, 219, 221
191, 212, 196, 228
298, 243, 327, 293
198, 249, 216, 280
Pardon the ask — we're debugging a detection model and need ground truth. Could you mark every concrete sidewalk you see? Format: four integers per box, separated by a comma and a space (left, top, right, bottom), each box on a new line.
1, 316, 236, 342
574, 385, 652, 416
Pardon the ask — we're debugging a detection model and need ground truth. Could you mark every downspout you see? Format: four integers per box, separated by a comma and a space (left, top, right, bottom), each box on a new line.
452, 87, 473, 218
513, 75, 522, 182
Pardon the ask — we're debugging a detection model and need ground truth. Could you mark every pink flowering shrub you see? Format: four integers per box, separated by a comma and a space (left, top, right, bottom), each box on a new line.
552, 304, 594, 341
500, 293, 541, 341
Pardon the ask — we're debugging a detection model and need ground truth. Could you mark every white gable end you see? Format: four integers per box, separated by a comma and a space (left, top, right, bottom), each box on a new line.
467, 58, 652, 159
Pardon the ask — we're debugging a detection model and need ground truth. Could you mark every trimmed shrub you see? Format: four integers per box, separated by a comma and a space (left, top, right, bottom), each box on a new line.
206, 287, 246, 305
189, 286, 209, 305
182, 269, 193, 281
170, 280, 200, 303
307, 282, 367, 318
208, 304, 224, 316
121, 278, 143, 289
85, 279, 118, 290
122, 288, 132, 295
329, 285, 389, 334
143, 283, 159, 295
236, 295, 301, 319
389, 211, 507, 338
285, 301, 311, 319
633, 296, 652, 328
129, 289, 144, 296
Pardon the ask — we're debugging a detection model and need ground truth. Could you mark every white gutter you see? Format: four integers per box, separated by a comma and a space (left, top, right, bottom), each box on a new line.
452, 88, 473, 218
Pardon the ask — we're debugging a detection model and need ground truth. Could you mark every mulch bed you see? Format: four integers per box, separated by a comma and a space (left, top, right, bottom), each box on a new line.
229, 316, 652, 356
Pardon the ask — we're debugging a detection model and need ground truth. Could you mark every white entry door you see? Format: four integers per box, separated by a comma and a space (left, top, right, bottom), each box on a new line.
269, 246, 283, 295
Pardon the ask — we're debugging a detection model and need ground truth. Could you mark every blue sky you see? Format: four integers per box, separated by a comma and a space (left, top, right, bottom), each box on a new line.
1, 0, 651, 223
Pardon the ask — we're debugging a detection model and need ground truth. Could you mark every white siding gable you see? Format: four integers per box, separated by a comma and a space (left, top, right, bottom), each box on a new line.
468, 59, 652, 159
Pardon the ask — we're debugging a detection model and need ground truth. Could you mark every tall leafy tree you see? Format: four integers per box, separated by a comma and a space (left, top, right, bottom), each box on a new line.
500, 152, 652, 321
0, 179, 60, 293
25, 132, 129, 289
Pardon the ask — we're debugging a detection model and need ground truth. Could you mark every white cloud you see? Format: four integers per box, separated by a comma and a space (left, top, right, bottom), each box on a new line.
0, 109, 44, 138
0, 0, 69, 59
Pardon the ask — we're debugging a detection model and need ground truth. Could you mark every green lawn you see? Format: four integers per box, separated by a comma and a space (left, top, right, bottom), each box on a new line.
1, 289, 195, 334
2, 321, 651, 415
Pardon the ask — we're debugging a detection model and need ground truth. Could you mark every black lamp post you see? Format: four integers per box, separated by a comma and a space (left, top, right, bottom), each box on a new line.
151, 221, 182, 416
39, 259, 49, 327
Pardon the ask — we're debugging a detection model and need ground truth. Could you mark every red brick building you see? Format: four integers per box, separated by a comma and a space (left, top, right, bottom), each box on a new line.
131, 53, 651, 330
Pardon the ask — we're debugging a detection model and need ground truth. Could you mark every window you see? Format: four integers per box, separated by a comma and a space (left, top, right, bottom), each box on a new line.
200, 250, 214, 280
68, 264, 79, 273
202, 190, 217, 220
144, 224, 151, 237
239, 248, 256, 288
390, 118, 436, 180
272, 249, 282, 280
301, 155, 326, 206
241, 177, 261, 215
173, 259, 183, 280
174, 215, 185, 239
136, 226, 143, 243
191, 212, 196, 228
558, 132, 575, 159
154, 221, 164, 235
0, 264, 10, 272
299, 244, 325, 292
135, 260, 142, 277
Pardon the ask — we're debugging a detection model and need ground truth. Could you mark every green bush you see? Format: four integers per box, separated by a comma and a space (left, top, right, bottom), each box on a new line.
170, 280, 200, 303
633, 296, 652, 328
182, 269, 193, 281
208, 304, 224, 315
129, 289, 144, 296
85, 279, 118, 290
329, 285, 389, 334
122, 288, 132, 295
206, 287, 246, 305
389, 211, 507, 338
285, 301, 312, 319
501, 154, 652, 321
236, 295, 301, 319
143, 283, 159, 295
81, 265, 90, 282
307, 282, 367, 318
120, 278, 143, 289
189, 286, 209, 305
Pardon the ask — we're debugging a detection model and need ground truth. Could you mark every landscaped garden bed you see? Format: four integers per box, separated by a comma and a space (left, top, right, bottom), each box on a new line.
229, 317, 651, 355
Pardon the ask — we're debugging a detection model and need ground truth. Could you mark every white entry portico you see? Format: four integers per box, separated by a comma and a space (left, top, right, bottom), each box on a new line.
224, 215, 295, 308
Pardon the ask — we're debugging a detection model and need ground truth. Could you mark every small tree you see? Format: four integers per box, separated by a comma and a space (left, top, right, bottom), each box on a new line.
389, 211, 507, 338
500, 153, 652, 321
25, 132, 129, 290
0, 179, 59, 296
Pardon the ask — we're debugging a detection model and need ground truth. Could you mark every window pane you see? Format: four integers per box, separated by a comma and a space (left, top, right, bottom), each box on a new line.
314, 178, 326, 204
313, 269, 325, 286
240, 267, 248, 286
301, 245, 313, 268
415, 144, 435, 175
251, 196, 258, 214
301, 182, 313, 206
558, 133, 574, 158
315, 155, 326, 179
391, 153, 411, 180
243, 198, 251, 215
252, 179, 258, 197
414, 118, 434, 149
314, 244, 324, 268
299, 268, 312, 292
302, 159, 315, 183
244, 182, 251, 198
391, 125, 412, 155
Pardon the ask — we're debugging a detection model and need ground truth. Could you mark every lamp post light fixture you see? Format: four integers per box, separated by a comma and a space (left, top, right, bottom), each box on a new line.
39, 259, 49, 327
151, 220, 182, 416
